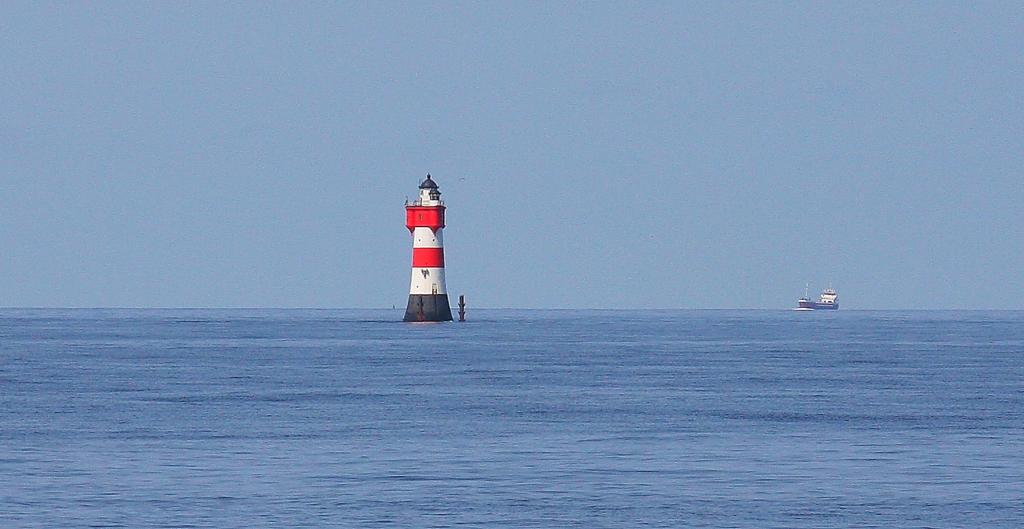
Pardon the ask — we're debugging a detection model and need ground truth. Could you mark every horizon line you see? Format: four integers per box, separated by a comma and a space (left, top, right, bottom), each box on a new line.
1, 306, 1022, 312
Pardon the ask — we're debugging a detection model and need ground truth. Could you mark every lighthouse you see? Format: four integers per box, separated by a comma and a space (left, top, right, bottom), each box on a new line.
404, 174, 453, 322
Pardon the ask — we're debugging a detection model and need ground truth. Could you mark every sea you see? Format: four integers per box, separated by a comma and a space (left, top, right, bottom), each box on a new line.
1, 309, 1021, 528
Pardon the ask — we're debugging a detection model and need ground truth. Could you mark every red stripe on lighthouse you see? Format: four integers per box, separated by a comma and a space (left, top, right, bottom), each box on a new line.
412, 247, 445, 267
406, 206, 445, 231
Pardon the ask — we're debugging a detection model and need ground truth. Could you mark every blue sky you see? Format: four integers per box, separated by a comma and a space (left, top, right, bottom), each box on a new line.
1, 2, 1021, 309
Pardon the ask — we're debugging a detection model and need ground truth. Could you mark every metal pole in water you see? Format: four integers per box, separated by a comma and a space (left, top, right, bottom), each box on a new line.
458, 294, 466, 322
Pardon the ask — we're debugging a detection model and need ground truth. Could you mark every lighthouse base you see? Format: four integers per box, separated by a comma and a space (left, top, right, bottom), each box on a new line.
403, 294, 453, 322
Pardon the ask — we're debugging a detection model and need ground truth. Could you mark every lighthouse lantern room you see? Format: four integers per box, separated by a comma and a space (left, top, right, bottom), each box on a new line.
403, 174, 453, 322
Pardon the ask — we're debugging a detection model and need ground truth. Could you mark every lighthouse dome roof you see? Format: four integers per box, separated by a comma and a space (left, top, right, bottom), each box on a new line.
419, 174, 439, 189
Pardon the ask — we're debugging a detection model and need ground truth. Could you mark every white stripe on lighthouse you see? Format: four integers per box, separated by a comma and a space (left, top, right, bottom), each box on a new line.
412, 227, 443, 248
409, 267, 448, 295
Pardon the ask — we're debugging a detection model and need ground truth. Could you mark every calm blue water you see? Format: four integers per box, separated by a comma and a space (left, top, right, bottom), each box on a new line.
1, 309, 1022, 528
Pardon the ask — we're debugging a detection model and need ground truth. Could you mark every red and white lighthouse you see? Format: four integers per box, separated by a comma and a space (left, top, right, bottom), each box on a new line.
403, 174, 453, 322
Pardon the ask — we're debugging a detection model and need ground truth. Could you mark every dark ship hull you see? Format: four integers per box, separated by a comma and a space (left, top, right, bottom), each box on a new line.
797, 299, 839, 310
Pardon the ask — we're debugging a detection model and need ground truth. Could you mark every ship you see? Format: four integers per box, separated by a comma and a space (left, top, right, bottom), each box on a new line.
796, 284, 839, 310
